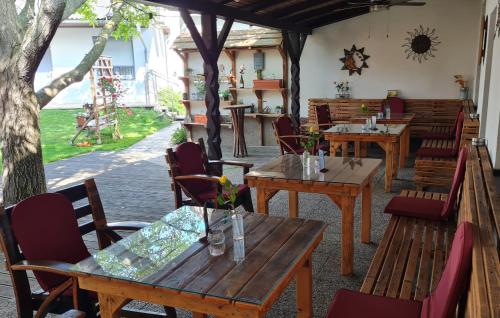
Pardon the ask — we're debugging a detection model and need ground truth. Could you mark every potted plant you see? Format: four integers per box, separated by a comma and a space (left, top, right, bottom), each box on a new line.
221, 89, 231, 101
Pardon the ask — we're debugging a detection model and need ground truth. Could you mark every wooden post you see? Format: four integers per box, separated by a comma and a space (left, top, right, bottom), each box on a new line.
180, 10, 233, 161
283, 31, 307, 130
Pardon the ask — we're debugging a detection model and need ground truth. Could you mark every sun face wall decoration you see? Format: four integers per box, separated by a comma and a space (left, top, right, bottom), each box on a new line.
340, 45, 370, 76
402, 25, 441, 63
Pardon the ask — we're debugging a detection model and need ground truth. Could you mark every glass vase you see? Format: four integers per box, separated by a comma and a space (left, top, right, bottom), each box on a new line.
231, 210, 245, 263
302, 150, 310, 168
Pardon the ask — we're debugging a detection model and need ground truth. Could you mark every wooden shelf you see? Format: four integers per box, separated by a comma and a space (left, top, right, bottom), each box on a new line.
245, 113, 282, 118
183, 122, 233, 129
229, 87, 286, 92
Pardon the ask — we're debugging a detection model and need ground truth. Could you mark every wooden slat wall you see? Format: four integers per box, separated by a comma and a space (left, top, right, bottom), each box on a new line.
308, 98, 478, 139
459, 145, 500, 318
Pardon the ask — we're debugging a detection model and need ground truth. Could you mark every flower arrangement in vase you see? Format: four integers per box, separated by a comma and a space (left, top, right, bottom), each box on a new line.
334, 81, 350, 98
454, 75, 468, 100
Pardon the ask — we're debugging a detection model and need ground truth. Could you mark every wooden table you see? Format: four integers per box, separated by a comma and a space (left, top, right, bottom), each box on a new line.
72, 206, 326, 318
245, 154, 381, 276
224, 104, 252, 157
323, 124, 409, 193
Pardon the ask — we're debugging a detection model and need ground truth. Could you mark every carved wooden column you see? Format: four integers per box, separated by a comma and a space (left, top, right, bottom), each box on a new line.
180, 9, 233, 160
283, 31, 307, 130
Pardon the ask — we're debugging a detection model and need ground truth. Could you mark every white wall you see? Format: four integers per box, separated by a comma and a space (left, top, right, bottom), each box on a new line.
300, 0, 482, 115
479, 0, 500, 168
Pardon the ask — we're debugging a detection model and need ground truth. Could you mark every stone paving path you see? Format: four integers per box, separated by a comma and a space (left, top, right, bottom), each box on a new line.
0, 123, 418, 317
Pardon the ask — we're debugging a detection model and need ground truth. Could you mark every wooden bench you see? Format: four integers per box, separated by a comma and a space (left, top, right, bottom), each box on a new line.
360, 189, 453, 301
415, 139, 457, 190
362, 145, 499, 317
459, 145, 499, 317
308, 98, 470, 139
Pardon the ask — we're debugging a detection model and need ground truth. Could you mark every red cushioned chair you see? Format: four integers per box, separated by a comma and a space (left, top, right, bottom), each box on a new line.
381, 97, 405, 114
314, 104, 334, 131
272, 115, 328, 155
384, 148, 467, 221
421, 106, 464, 140
0, 179, 176, 318
416, 111, 465, 158
166, 138, 254, 211
326, 222, 473, 318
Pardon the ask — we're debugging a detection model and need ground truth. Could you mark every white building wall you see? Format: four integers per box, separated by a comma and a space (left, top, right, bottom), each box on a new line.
300, 0, 482, 114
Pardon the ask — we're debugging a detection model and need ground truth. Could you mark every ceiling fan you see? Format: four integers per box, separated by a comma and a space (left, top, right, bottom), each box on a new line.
343, 0, 426, 12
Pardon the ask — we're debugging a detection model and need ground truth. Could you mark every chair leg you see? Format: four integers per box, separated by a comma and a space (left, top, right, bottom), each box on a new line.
164, 306, 177, 318
241, 189, 254, 212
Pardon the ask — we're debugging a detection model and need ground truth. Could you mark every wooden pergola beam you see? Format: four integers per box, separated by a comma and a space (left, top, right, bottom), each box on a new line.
243, 0, 286, 13
307, 7, 370, 29
144, 0, 313, 34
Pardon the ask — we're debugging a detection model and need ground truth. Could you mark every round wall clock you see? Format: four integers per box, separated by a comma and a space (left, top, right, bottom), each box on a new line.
340, 45, 370, 76
403, 25, 441, 63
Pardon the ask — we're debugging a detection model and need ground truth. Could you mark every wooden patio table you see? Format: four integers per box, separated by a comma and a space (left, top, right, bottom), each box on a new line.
223, 104, 252, 158
71, 206, 326, 318
245, 154, 381, 276
323, 124, 409, 193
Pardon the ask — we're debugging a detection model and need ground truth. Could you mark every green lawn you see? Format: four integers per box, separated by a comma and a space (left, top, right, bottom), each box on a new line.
0, 108, 171, 170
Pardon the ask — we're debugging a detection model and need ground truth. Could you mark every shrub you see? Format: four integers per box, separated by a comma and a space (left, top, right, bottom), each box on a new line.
171, 127, 188, 145
158, 86, 185, 115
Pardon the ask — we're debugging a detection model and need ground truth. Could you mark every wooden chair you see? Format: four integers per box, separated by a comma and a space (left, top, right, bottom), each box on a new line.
421, 105, 463, 140
326, 222, 473, 318
385, 148, 467, 221
0, 179, 176, 318
165, 138, 254, 211
313, 104, 334, 131
272, 115, 327, 155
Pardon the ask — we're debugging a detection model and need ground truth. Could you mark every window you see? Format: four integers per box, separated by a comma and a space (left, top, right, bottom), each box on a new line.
113, 66, 135, 80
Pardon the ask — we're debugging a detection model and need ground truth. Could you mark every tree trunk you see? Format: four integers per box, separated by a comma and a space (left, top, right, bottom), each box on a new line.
0, 70, 46, 205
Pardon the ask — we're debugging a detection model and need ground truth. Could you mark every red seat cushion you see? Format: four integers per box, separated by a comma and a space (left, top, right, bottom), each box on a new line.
11, 193, 91, 291
384, 196, 445, 221
416, 147, 455, 158
441, 148, 468, 219
274, 116, 302, 153
174, 142, 213, 196
388, 97, 405, 114
197, 184, 249, 202
451, 111, 465, 156
421, 222, 473, 318
315, 104, 333, 129
326, 289, 422, 318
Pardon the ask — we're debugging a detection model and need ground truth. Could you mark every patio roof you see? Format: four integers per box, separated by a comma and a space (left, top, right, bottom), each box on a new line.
172, 29, 283, 51
143, 0, 377, 34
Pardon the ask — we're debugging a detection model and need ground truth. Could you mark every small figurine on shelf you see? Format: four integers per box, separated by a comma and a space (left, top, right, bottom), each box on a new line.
239, 64, 246, 88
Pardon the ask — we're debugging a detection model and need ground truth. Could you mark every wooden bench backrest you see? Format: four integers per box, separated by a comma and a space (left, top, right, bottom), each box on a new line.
307, 99, 478, 139
458, 145, 500, 317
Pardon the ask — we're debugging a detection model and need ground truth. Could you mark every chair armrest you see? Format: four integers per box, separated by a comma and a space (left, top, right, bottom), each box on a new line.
174, 174, 220, 183
209, 160, 253, 169
11, 260, 77, 277
105, 221, 150, 231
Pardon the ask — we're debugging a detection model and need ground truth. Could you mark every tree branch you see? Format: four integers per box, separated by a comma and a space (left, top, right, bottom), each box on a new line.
0, 0, 21, 57
17, 0, 36, 32
62, 0, 88, 21
36, 1, 125, 108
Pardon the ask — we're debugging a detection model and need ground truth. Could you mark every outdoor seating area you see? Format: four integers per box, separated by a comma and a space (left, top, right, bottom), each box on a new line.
1, 0, 499, 318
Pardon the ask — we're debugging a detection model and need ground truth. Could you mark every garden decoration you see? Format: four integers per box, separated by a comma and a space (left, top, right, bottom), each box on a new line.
239, 64, 246, 88
403, 25, 440, 63
340, 45, 370, 76
71, 56, 123, 145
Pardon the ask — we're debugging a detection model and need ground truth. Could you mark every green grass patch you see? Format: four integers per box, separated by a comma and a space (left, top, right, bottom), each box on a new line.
0, 108, 172, 171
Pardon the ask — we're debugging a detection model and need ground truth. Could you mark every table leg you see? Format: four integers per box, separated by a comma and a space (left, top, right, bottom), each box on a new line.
405, 126, 410, 157
384, 142, 393, 192
256, 188, 269, 215
238, 108, 248, 157
192, 313, 208, 318
289, 191, 299, 218
360, 142, 368, 157
361, 181, 372, 244
296, 257, 313, 318
393, 142, 399, 179
342, 142, 349, 158
399, 133, 406, 169
354, 141, 361, 158
97, 293, 127, 318
340, 196, 355, 276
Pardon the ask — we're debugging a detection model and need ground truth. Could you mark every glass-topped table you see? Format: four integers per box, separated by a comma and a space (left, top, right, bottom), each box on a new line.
72, 206, 326, 317
245, 154, 381, 276
349, 113, 416, 125
323, 123, 410, 192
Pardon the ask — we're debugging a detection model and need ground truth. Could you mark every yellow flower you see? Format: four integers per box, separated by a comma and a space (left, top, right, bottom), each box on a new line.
219, 175, 228, 185
309, 126, 314, 133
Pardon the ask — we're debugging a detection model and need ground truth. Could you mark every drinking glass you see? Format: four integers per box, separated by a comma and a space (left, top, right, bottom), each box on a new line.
208, 229, 225, 256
